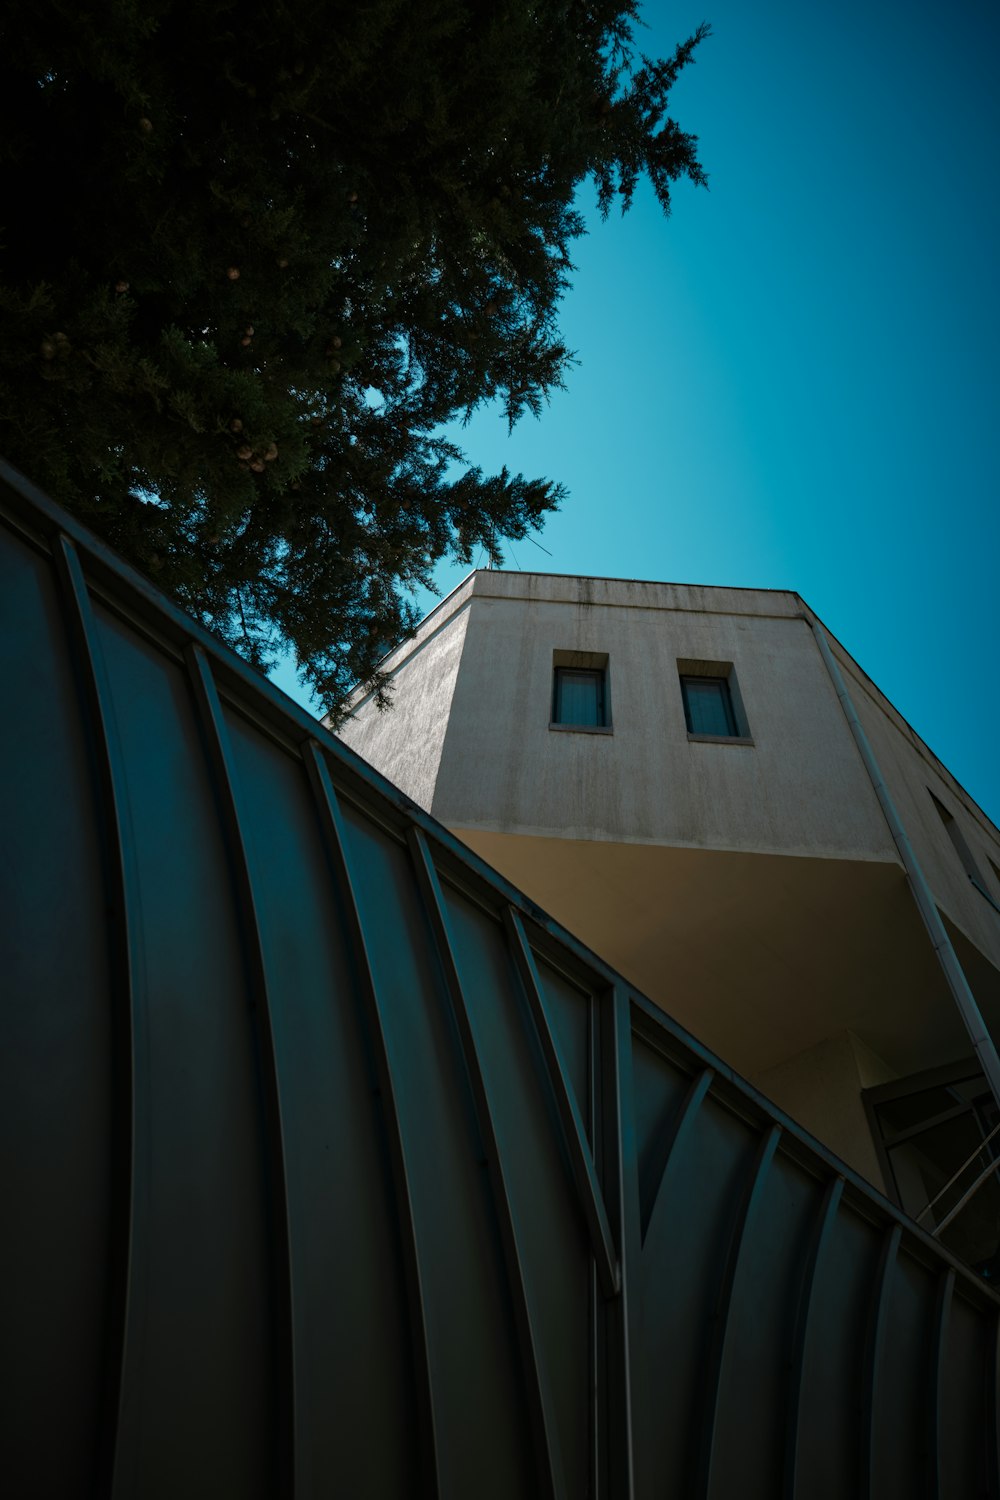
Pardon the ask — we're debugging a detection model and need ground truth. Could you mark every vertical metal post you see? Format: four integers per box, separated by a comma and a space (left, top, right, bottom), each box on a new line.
603, 988, 639, 1500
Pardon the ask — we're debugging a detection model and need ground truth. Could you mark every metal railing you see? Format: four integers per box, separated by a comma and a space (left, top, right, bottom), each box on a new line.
912, 1120, 1000, 1239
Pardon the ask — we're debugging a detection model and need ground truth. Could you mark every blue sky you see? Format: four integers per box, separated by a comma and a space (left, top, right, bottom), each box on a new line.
272, 0, 1000, 822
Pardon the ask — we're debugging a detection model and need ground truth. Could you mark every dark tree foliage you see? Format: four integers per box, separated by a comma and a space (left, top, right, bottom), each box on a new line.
0, 1, 707, 713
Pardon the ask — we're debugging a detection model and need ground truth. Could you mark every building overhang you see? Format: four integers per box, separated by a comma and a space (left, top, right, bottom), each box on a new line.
453, 830, 989, 1083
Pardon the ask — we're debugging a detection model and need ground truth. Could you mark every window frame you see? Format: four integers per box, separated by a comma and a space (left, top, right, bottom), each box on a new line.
676, 659, 753, 745
549, 650, 612, 734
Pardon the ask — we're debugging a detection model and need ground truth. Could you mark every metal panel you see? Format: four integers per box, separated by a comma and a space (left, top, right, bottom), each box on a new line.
337, 802, 534, 1498
783, 1175, 845, 1499
222, 717, 416, 1498
797, 1204, 887, 1496
304, 740, 434, 1496
504, 905, 618, 1300
699, 1133, 823, 1500
635, 1062, 757, 1497
92, 604, 273, 1498
870, 1243, 932, 1500
2, 456, 999, 1498
408, 828, 564, 1499
602, 988, 639, 1500
1, 524, 113, 1496
861, 1224, 902, 1499
693, 1123, 781, 1499
51, 538, 140, 1500
185, 644, 295, 1498
939, 1295, 998, 1498
928, 1268, 955, 1500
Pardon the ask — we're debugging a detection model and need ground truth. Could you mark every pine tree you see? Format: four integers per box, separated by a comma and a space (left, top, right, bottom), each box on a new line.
0, 0, 707, 714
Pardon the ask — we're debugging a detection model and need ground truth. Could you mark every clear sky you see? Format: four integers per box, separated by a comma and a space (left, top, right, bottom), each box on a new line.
272, 0, 1000, 823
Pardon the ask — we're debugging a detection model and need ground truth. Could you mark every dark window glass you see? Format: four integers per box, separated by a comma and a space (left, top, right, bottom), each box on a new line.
554, 667, 605, 727
681, 676, 738, 737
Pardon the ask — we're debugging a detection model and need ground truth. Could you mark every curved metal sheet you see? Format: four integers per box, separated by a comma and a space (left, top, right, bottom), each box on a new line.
694, 1124, 781, 1499
52, 536, 138, 1498
304, 739, 441, 1496
783, 1175, 845, 1499
2, 458, 999, 1498
185, 643, 296, 1498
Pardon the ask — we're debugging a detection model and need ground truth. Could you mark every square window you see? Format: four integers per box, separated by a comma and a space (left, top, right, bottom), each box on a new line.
553, 666, 607, 728
680, 675, 738, 737
677, 659, 750, 742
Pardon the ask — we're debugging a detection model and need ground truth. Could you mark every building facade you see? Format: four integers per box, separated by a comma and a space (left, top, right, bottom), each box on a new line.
339, 569, 1000, 1276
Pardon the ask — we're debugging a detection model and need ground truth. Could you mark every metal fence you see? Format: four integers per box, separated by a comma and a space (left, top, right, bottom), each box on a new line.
2, 458, 998, 1499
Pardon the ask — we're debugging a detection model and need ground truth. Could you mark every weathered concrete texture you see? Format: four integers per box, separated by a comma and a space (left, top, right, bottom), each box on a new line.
341, 569, 1000, 943
337, 586, 473, 812
431, 582, 896, 863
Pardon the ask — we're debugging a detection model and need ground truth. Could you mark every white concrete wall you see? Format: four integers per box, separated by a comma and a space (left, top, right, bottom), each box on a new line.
338, 579, 474, 812
428, 573, 897, 863
339, 565, 1000, 978
344, 570, 1000, 948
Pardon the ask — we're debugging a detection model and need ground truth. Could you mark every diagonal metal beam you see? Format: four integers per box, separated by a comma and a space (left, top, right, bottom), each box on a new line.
504, 905, 620, 1299
807, 613, 1000, 1117
303, 740, 440, 1496
407, 827, 565, 1500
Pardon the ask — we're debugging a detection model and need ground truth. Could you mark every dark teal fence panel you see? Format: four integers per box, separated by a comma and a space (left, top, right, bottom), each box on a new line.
2, 457, 998, 1500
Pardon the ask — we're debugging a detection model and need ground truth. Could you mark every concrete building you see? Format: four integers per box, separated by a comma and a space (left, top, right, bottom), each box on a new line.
338, 569, 1000, 1276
